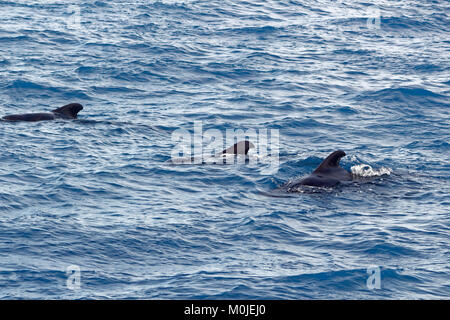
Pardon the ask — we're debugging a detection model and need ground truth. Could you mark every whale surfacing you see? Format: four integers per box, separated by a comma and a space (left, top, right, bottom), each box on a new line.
285, 150, 352, 189
169, 140, 255, 164
2, 103, 83, 122
220, 140, 255, 156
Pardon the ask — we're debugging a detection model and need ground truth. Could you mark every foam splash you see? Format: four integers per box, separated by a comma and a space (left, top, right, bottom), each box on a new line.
351, 164, 392, 177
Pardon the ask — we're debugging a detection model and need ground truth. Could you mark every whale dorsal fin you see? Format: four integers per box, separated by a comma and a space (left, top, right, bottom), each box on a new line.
221, 140, 255, 155
313, 150, 346, 173
52, 103, 83, 119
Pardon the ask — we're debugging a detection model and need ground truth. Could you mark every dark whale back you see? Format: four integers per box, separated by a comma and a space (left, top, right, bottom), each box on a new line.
286, 150, 352, 189
2, 113, 55, 122
2, 103, 83, 122
52, 103, 83, 119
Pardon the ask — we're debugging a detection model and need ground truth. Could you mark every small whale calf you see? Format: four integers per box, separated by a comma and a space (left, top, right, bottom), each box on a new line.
285, 150, 352, 189
2, 103, 83, 122
170, 140, 255, 164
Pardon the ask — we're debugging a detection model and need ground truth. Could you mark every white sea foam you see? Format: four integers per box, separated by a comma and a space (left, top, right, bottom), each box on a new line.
351, 164, 392, 177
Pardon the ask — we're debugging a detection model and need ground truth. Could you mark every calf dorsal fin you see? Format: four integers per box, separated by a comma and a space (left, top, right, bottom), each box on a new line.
220, 140, 255, 155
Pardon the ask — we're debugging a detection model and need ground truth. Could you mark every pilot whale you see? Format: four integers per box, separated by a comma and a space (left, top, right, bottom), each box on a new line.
170, 140, 255, 164
2, 103, 83, 122
219, 140, 255, 156
285, 150, 352, 189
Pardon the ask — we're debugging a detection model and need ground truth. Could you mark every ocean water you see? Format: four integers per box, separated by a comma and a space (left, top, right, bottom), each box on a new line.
0, 0, 448, 299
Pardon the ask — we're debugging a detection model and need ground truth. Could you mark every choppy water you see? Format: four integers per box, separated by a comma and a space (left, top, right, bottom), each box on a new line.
0, 0, 449, 299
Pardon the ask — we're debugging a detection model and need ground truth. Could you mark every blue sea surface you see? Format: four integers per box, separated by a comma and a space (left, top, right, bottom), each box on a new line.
0, 0, 449, 299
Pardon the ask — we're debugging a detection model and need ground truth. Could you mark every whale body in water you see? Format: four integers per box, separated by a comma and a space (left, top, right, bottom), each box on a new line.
169, 140, 255, 164
2, 103, 83, 122
285, 150, 352, 189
